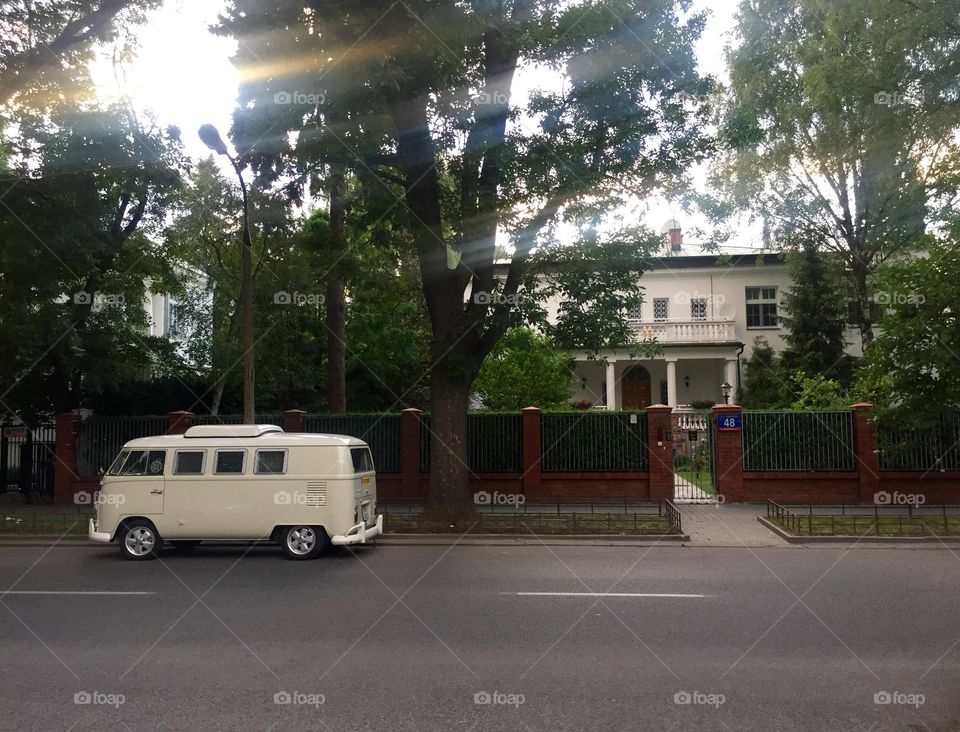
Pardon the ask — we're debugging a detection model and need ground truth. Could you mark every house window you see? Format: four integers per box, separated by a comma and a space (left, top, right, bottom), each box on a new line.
627, 304, 642, 321
746, 286, 778, 328
653, 298, 669, 321
691, 298, 707, 320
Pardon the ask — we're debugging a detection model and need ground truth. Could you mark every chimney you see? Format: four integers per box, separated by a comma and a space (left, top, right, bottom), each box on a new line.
668, 225, 682, 252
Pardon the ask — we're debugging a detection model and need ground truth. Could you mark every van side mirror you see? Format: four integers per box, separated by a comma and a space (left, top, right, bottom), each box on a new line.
97, 467, 105, 477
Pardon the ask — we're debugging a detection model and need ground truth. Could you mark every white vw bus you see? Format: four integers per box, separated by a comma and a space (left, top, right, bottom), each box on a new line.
87, 424, 382, 560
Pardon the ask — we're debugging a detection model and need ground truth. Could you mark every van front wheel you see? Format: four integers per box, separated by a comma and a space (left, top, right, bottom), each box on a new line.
119, 520, 162, 561
280, 526, 326, 560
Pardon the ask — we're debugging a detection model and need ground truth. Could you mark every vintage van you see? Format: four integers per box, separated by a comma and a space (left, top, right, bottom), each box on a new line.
87, 424, 382, 560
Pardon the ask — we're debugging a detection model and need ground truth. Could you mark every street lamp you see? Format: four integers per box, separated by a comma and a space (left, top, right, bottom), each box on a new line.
199, 124, 255, 424
720, 381, 732, 405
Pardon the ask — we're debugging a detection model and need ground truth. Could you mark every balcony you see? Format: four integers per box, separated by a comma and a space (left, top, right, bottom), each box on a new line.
629, 317, 736, 344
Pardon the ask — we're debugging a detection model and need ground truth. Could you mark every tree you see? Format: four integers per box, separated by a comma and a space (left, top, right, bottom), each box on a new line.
0, 0, 156, 106
222, 0, 712, 520
779, 240, 850, 382
0, 104, 185, 419
720, 0, 960, 350
857, 234, 960, 426
473, 328, 574, 410
738, 337, 785, 408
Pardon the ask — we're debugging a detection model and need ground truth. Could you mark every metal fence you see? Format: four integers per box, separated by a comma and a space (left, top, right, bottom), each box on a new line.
541, 412, 648, 472
1, 423, 56, 498
742, 411, 856, 472
878, 412, 960, 472
418, 414, 523, 473
303, 414, 401, 473
76, 416, 167, 475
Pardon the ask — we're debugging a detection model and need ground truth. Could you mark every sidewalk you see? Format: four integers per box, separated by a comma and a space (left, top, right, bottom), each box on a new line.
678, 503, 789, 547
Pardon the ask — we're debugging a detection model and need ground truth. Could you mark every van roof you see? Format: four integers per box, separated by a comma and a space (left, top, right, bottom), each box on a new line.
184, 424, 282, 439
121, 432, 369, 449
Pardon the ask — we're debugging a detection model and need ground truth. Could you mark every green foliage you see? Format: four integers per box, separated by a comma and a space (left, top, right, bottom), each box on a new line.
738, 337, 786, 408
857, 230, 960, 428
473, 328, 575, 411
785, 371, 849, 411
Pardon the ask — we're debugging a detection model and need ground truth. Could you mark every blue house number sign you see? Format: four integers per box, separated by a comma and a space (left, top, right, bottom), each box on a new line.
717, 414, 742, 431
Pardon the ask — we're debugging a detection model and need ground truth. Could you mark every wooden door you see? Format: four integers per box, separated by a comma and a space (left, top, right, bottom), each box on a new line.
621, 366, 652, 409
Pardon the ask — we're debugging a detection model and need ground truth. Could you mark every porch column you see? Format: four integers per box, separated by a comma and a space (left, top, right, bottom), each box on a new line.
724, 359, 738, 404
605, 360, 617, 410
665, 359, 678, 407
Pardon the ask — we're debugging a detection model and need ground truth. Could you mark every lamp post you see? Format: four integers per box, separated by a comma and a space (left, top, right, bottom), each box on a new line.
720, 381, 732, 405
199, 124, 255, 424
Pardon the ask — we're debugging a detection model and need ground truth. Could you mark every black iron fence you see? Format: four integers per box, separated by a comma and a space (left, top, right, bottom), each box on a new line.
303, 414, 401, 473
1, 423, 56, 499
541, 412, 648, 472
76, 416, 167, 475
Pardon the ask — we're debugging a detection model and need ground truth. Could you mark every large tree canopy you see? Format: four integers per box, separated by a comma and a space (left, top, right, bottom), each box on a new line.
719, 0, 960, 350
219, 0, 713, 519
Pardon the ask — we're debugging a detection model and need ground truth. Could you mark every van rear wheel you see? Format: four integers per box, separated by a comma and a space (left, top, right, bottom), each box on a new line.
119, 520, 162, 561
280, 526, 326, 560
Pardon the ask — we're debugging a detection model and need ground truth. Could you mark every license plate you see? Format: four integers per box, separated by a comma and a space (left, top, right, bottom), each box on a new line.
361, 504, 369, 522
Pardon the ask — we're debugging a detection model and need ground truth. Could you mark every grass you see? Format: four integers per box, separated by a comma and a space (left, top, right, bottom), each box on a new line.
0, 508, 93, 535
675, 466, 714, 493
769, 514, 960, 538
383, 512, 678, 535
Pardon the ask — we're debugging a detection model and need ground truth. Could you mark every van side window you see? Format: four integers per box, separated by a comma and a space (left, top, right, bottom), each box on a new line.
119, 450, 166, 476
351, 447, 374, 472
174, 451, 206, 475
255, 450, 287, 475
215, 450, 246, 474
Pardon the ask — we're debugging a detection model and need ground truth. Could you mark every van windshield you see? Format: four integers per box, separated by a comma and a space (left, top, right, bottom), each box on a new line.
106, 450, 130, 476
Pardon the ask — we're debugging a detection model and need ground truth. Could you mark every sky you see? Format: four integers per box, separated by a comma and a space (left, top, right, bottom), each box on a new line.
89, 0, 759, 252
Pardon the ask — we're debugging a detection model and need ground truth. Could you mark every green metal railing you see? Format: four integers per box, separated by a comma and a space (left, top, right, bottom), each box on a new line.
878, 413, 960, 472
303, 414, 401, 473
742, 411, 855, 471
541, 412, 648, 472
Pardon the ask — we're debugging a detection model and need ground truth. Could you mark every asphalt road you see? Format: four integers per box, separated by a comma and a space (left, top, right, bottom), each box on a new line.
1, 542, 958, 731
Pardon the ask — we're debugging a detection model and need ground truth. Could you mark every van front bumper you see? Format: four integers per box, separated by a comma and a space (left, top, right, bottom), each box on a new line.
331, 514, 382, 546
88, 519, 112, 543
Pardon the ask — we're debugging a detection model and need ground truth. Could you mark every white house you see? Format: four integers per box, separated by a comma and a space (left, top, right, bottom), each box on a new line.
557, 221, 862, 411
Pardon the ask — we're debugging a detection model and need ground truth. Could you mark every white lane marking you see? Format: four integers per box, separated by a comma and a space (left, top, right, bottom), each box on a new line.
502, 592, 706, 598
0, 591, 154, 596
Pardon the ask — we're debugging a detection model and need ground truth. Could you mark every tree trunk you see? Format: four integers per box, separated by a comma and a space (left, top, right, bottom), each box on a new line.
424, 370, 476, 524
851, 260, 874, 354
325, 173, 347, 413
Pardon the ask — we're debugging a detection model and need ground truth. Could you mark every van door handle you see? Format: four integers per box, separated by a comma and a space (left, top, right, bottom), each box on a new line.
150, 489, 164, 495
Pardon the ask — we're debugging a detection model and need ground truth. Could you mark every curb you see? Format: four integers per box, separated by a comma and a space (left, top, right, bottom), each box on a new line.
757, 516, 960, 545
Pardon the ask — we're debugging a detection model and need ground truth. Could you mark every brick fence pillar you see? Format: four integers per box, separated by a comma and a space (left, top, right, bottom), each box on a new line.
851, 402, 880, 503
166, 410, 193, 435
713, 404, 745, 502
646, 404, 673, 500
521, 406, 542, 497
282, 409, 306, 433
53, 412, 81, 505
400, 408, 422, 498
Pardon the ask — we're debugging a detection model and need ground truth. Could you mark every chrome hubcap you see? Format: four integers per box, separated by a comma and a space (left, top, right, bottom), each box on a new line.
286, 527, 316, 555
124, 527, 155, 556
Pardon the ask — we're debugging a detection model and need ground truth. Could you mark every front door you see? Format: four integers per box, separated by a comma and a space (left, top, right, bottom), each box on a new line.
621, 366, 652, 409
